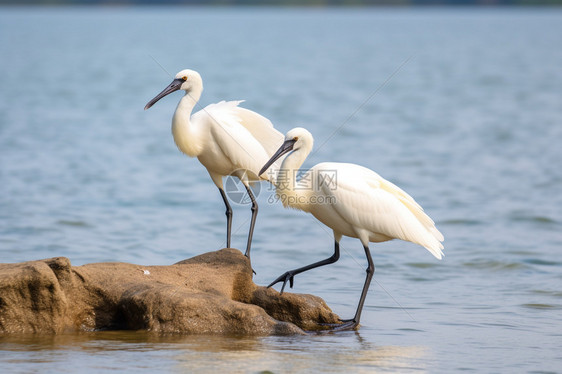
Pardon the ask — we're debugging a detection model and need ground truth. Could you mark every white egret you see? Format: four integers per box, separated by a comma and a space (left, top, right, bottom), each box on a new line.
259, 127, 444, 330
145, 69, 285, 258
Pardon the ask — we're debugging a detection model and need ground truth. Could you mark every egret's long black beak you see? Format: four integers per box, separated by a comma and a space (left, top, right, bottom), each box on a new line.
144, 78, 184, 110
259, 139, 296, 176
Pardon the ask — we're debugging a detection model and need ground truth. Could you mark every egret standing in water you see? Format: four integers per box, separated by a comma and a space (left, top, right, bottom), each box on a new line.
145, 69, 285, 258
259, 127, 444, 330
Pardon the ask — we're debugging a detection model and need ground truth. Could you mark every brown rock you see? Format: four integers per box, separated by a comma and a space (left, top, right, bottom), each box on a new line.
0, 248, 340, 335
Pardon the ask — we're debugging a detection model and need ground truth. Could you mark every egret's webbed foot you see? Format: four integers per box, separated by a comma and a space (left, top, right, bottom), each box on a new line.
267, 271, 296, 294
330, 320, 359, 331
317, 319, 359, 331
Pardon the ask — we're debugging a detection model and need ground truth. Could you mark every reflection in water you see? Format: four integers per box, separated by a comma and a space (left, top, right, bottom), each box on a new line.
179, 334, 427, 373
0, 331, 428, 373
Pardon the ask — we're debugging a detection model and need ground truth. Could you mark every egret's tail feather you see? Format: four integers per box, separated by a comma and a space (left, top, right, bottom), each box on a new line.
421, 227, 445, 260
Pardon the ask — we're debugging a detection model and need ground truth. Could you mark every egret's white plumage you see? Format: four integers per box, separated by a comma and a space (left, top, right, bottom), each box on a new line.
259, 127, 444, 330
145, 69, 285, 256
304, 163, 444, 259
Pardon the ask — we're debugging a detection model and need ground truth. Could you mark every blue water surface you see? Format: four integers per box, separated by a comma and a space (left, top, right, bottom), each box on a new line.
1, 6, 561, 373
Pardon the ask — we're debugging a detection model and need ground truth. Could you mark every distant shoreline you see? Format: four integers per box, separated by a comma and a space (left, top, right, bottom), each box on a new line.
1, 1, 562, 7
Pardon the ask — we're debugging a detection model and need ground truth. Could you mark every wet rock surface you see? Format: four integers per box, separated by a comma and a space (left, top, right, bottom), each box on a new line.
0, 248, 340, 335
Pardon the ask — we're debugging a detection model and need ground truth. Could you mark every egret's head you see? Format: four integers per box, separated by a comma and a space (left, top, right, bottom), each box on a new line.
285, 127, 313, 152
259, 127, 313, 176
174, 69, 203, 92
144, 69, 203, 110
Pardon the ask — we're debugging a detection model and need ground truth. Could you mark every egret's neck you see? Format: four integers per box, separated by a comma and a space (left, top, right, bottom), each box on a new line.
280, 148, 309, 176
176, 89, 200, 115
276, 147, 312, 210
171, 91, 204, 157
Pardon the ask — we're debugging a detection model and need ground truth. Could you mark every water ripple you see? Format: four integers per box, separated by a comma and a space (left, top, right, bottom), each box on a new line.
529, 289, 562, 298
462, 259, 527, 271
405, 262, 441, 269
509, 214, 559, 225
521, 303, 560, 310
522, 258, 562, 267
440, 218, 483, 226
56, 220, 92, 228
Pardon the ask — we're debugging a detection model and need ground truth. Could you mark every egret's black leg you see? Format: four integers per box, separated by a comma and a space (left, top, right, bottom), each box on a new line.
243, 184, 258, 259
219, 188, 232, 248
332, 244, 375, 331
268, 241, 341, 294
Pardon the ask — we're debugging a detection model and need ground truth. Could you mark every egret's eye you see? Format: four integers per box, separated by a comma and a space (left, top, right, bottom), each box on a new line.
181, 76, 188, 81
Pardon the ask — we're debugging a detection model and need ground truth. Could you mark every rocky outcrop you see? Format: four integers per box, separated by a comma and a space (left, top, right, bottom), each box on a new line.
0, 248, 340, 335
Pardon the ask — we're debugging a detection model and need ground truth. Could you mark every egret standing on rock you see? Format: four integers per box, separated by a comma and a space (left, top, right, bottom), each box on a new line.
259, 127, 444, 330
145, 69, 285, 258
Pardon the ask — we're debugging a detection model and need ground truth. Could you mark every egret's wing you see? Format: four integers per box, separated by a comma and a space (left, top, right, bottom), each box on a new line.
231, 103, 287, 183
376, 175, 445, 243
200, 101, 269, 178
317, 163, 444, 259
232, 104, 285, 157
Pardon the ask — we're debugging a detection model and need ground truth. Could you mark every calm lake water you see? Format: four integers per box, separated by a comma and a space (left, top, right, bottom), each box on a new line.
1, 6, 562, 373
